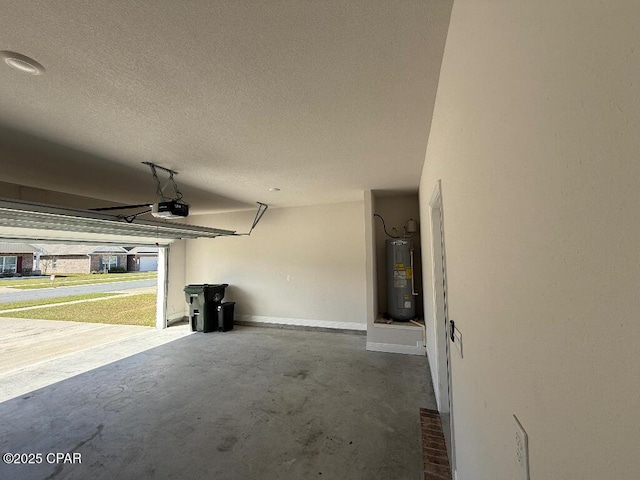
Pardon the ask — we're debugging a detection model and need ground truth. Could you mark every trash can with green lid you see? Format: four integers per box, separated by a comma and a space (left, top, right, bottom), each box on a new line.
183, 284, 228, 332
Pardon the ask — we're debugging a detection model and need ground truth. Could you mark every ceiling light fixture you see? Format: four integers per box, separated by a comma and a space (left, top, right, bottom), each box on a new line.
0, 51, 45, 75
269, 188, 281, 192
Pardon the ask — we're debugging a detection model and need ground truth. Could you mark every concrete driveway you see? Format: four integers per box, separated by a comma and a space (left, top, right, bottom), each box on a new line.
0, 278, 156, 303
0, 317, 152, 375
0, 317, 191, 403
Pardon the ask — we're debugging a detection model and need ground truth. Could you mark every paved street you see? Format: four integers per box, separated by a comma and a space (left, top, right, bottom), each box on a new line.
0, 279, 157, 303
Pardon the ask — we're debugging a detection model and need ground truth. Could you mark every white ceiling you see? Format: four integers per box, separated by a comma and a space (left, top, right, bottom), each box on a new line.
0, 1, 452, 214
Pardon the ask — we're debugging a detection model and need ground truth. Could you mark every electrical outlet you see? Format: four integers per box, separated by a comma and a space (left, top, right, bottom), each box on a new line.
513, 415, 530, 480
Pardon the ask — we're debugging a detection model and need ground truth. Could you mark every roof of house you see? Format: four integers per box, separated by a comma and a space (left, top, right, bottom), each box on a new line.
36, 244, 129, 256
0, 243, 45, 254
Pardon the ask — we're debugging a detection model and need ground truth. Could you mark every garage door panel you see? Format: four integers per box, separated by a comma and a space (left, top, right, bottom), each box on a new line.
139, 257, 158, 271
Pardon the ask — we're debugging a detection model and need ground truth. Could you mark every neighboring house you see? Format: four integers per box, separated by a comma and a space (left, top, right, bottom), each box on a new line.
126, 246, 159, 272
36, 244, 129, 274
0, 243, 45, 275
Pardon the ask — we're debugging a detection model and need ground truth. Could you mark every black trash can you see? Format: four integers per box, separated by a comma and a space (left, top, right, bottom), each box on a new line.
183, 284, 228, 332
217, 302, 235, 332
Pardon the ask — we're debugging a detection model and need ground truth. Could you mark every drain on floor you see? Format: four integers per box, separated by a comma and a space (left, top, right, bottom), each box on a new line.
420, 408, 452, 480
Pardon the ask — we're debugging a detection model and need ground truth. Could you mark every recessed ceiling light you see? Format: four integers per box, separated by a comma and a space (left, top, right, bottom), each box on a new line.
0, 51, 45, 75
269, 188, 281, 192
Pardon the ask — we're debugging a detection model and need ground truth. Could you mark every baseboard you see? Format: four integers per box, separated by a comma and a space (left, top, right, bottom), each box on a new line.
235, 314, 366, 335
366, 342, 424, 356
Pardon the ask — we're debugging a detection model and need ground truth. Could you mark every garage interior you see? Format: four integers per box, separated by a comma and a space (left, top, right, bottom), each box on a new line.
0, 2, 452, 479
3, 1, 635, 479
2, 327, 435, 479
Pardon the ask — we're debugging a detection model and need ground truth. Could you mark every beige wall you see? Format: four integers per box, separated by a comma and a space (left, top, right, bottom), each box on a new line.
364, 191, 378, 328
184, 202, 367, 326
419, 1, 640, 479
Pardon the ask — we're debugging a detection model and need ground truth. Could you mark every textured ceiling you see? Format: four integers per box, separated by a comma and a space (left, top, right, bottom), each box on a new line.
0, 1, 452, 214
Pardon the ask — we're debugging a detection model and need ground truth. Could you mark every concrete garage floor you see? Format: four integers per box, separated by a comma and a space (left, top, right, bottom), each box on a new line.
0, 326, 436, 480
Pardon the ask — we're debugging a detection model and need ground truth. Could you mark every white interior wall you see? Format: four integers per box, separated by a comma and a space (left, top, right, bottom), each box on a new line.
184, 202, 367, 329
364, 191, 378, 329
420, 1, 640, 479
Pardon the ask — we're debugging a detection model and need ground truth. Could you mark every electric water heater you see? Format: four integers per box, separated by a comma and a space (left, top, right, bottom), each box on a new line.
386, 238, 416, 321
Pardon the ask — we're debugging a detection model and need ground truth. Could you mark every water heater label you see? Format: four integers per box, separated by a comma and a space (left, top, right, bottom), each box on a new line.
395, 263, 404, 269
404, 301, 412, 308
406, 268, 412, 279
393, 270, 407, 287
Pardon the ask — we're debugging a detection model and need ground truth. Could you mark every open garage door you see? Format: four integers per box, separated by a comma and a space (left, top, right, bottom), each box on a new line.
0, 198, 236, 329
0, 198, 235, 246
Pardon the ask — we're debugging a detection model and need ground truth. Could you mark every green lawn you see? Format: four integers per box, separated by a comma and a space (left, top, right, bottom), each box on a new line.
1, 272, 157, 289
0, 294, 157, 327
0, 293, 120, 311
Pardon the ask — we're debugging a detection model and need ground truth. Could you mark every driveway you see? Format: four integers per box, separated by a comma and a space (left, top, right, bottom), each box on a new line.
0, 318, 191, 403
0, 317, 152, 375
0, 279, 156, 303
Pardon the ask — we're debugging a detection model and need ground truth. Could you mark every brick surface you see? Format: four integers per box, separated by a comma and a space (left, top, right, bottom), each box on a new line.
425, 447, 449, 458
420, 408, 451, 480
426, 455, 450, 466
423, 435, 445, 444
422, 408, 440, 414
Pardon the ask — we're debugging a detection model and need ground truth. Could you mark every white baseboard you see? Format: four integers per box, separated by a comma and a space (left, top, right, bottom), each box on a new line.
366, 342, 424, 356
236, 314, 366, 332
